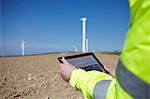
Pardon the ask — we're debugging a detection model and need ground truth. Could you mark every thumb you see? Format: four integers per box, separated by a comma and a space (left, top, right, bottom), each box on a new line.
62, 57, 70, 64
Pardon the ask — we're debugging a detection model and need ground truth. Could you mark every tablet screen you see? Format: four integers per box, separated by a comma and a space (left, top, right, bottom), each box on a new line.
68, 55, 100, 68
58, 53, 108, 73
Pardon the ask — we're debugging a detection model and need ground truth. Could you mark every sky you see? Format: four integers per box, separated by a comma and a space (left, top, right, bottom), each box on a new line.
1, 0, 130, 56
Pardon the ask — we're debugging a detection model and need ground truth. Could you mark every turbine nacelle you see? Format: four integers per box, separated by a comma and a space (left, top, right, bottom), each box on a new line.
80, 17, 87, 22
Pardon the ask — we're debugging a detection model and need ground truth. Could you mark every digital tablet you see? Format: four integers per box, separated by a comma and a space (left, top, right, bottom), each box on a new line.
58, 53, 109, 73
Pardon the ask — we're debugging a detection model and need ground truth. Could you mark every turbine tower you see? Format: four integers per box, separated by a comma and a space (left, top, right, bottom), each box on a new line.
21, 40, 25, 56
86, 38, 88, 52
81, 17, 87, 52
73, 46, 78, 52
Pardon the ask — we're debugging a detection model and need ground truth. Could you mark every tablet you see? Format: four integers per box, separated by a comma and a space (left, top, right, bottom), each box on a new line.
58, 53, 109, 73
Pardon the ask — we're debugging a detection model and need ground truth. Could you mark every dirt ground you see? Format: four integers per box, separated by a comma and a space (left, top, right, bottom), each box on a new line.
0, 53, 119, 99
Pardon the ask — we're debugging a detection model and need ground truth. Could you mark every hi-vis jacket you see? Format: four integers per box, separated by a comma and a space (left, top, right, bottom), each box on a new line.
69, 0, 150, 99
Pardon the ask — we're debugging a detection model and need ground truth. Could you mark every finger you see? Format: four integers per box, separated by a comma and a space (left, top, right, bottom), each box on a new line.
62, 57, 70, 64
58, 63, 64, 69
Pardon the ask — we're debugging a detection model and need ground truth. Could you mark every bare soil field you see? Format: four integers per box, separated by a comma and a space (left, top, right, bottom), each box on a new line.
0, 53, 119, 99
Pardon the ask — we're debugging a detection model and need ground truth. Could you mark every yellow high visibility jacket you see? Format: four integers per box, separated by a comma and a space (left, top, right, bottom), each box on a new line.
69, 0, 150, 99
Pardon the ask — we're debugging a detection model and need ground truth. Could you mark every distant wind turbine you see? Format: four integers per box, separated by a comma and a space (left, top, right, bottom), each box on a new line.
21, 40, 25, 56
86, 38, 88, 52
73, 46, 78, 52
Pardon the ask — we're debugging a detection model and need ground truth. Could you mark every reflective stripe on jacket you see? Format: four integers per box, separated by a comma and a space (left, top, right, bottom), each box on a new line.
69, 0, 150, 98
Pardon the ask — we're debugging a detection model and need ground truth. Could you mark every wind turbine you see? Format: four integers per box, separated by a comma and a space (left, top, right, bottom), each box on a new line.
86, 38, 88, 52
81, 17, 88, 52
21, 40, 25, 56
73, 46, 78, 52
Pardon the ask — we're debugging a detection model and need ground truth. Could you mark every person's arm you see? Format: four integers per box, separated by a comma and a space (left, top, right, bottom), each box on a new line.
69, 69, 114, 99
58, 57, 114, 99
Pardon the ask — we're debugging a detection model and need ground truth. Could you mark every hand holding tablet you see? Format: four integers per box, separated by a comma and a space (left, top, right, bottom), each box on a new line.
58, 53, 109, 74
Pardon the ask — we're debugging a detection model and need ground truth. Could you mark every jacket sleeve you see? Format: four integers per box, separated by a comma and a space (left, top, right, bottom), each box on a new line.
69, 69, 114, 99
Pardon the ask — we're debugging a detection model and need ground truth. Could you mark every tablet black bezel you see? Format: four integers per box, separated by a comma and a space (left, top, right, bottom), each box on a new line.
58, 53, 109, 74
